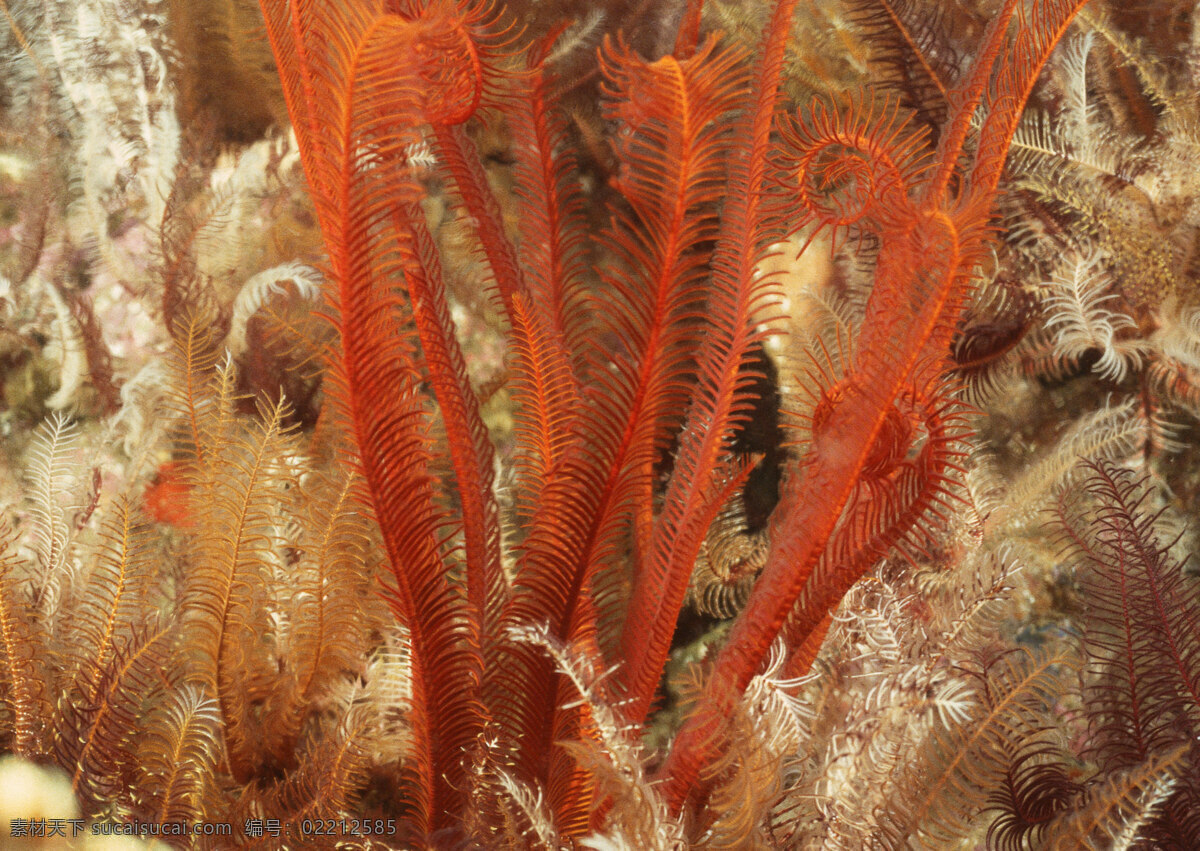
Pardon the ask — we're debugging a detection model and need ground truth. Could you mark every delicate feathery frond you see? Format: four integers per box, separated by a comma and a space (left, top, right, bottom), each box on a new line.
509, 623, 685, 850
22, 412, 82, 619
399, 200, 507, 642
487, 765, 562, 851
983, 398, 1146, 532
1057, 462, 1200, 768
475, 51, 590, 572
180, 366, 297, 783
875, 649, 1071, 848
699, 641, 810, 847
590, 30, 752, 565
1008, 109, 1128, 188
494, 35, 754, 711
546, 9, 605, 67
1054, 462, 1200, 847
462, 733, 538, 848
1040, 746, 1188, 850
0, 522, 50, 758
62, 619, 174, 816
1007, 31, 1143, 186
226, 261, 322, 357
838, 0, 961, 134
262, 468, 373, 769
964, 0, 1096, 199
487, 37, 591, 522
788, 271, 863, 359
1108, 774, 1181, 851
1041, 250, 1143, 381
1079, 6, 1175, 119
60, 495, 156, 696
986, 738, 1085, 851
620, 0, 798, 732
264, 637, 412, 828
257, 629, 414, 831
132, 684, 222, 825
255, 0, 512, 824
430, 120, 529, 322
422, 1, 532, 328
459, 53, 593, 636
1061, 29, 1096, 139
505, 37, 591, 358
836, 379, 973, 563
505, 292, 583, 523
162, 311, 224, 470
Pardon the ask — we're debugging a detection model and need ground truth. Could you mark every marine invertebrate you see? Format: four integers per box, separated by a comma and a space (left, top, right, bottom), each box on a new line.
8, 0, 1170, 845
257, 0, 1091, 833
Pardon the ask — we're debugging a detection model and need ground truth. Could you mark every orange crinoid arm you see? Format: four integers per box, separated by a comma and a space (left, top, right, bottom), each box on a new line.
656, 0, 1092, 814
255, 0, 510, 830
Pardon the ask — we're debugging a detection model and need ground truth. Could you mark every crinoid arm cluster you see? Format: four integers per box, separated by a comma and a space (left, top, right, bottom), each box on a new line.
3, 0, 1198, 847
